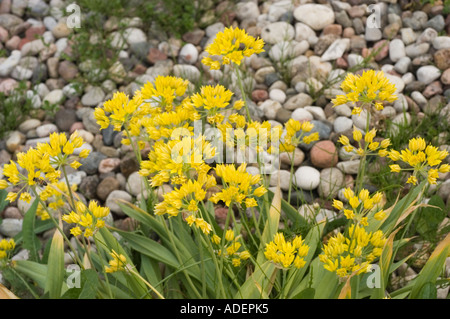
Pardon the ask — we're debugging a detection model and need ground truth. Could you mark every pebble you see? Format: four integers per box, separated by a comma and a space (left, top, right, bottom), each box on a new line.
105, 190, 133, 216
81, 86, 105, 107
283, 93, 313, 111
79, 151, 106, 175
97, 176, 120, 201
416, 65, 442, 85
333, 116, 353, 133
321, 38, 350, 61
43, 89, 64, 105
178, 43, 198, 64
261, 22, 295, 44
18, 119, 41, 133
269, 170, 292, 191
98, 158, 121, 174
294, 4, 335, 31
389, 39, 406, 62
6, 130, 26, 152
291, 108, 313, 122
336, 160, 360, 174
279, 148, 305, 167
318, 167, 345, 198
310, 140, 338, 169
0, 50, 20, 76
269, 89, 286, 104
173, 64, 200, 82
36, 123, 58, 137
293, 166, 321, 191
0, 218, 23, 237
125, 171, 144, 196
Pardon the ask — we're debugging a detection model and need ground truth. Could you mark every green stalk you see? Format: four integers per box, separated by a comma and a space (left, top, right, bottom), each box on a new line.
287, 148, 296, 204
234, 65, 252, 121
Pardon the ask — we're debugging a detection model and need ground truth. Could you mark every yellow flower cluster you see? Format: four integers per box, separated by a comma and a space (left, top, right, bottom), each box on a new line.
35, 182, 78, 220
105, 250, 127, 273
338, 126, 391, 157
319, 224, 386, 278
333, 188, 386, 223
264, 232, 309, 269
62, 200, 110, 238
388, 137, 450, 185
191, 84, 244, 125
202, 27, 265, 70
214, 230, 250, 267
278, 119, 319, 153
332, 70, 397, 114
210, 163, 267, 208
0, 132, 89, 203
0, 238, 15, 260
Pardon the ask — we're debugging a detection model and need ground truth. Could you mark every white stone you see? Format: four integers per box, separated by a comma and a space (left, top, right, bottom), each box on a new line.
336, 160, 360, 174
321, 39, 350, 61
304, 106, 326, 121
401, 28, 417, 45
347, 54, 364, 68
124, 27, 147, 45
173, 64, 200, 82
291, 108, 313, 122
0, 50, 21, 76
73, 143, 93, 156
36, 123, 58, 137
393, 94, 409, 112
394, 56, 411, 74
43, 89, 64, 104
269, 40, 309, 61
333, 116, 353, 133
269, 89, 286, 104
294, 23, 317, 45
261, 22, 295, 44
384, 73, 405, 93
294, 4, 335, 31
178, 43, 198, 64
269, 170, 292, 191
389, 39, 406, 62
236, 1, 260, 21
432, 36, 450, 50
416, 65, 441, 85
293, 166, 320, 190
125, 171, 144, 196
18, 119, 41, 133
66, 170, 87, 186
334, 104, 352, 117
259, 99, 282, 120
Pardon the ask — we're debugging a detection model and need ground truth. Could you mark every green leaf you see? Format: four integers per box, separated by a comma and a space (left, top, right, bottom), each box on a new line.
410, 233, 450, 299
79, 269, 100, 299
114, 230, 180, 269
415, 195, 446, 242
293, 288, 315, 299
235, 261, 277, 299
13, 260, 47, 289
0, 189, 8, 212
416, 282, 437, 299
45, 220, 65, 298
19, 198, 41, 263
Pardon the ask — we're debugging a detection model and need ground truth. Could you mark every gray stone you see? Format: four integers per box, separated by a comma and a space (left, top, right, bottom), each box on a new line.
333, 116, 353, 133
81, 86, 105, 106
261, 22, 295, 44
283, 93, 313, 111
79, 151, 106, 175
389, 39, 405, 62
321, 38, 350, 61
416, 65, 441, 85
0, 50, 21, 76
336, 160, 360, 174
105, 190, 133, 216
318, 167, 345, 198
0, 218, 23, 237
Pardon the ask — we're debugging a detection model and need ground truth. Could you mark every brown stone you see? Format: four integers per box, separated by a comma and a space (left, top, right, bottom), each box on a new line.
2, 206, 22, 219
251, 89, 269, 102
441, 68, 450, 85
373, 40, 389, 61
336, 57, 348, 69
120, 153, 139, 178
182, 29, 205, 46
5, 35, 19, 50
96, 176, 120, 201
147, 47, 167, 64
310, 140, 338, 168
423, 81, 443, 98
323, 24, 342, 36
25, 25, 46, 40
58, 60, 79, 82
98, 157, 121, 174
434, 49, 450, 70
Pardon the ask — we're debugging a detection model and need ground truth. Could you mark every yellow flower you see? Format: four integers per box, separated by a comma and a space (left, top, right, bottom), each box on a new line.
389, 164, 401, 173
202, 27, 264, 70
225, 229, 235, 242
374, 210, 386, 220
406, 175, 418, 185
105, 250, 128, 273
353, 127, 362, 142
332, 199, 344, 211
265, 232, 309, 269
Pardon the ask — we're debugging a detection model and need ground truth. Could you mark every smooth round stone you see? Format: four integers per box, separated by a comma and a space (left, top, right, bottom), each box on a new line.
318, 167, 345, 198
178, 43, 198, 64
269, 88, 286, 104
259, 99, 282, 120
246, 166, 260, 176
279, 148, 305, 166
294, 22, 317, 44
124, 27, 147, 46
293, 4, 335, 31
0, 219, 23, 237
293, 166, 321, 190
304, 106, 326, 121
333, 104, 352, 117
269, 170, 292, 191
81, 86, 105, 106
96, 176, 120, 201
310, 140, 338, 169
333, 116, 353, 133
393, 94, 409, 112
389, 39, 406, 62
261, 22, 295, 44
416, 65, 441, 85
66, 170, 87, 186
394, 56, 411, 74
298, 204, 336, 222
43, 89, 64, 104
432, 36, 450, 50
291, 108, 313, 122
79, 151, 106, 175
125, 171, 144, 196
76, 129, 94, 144
173, 64, 200, 82
336, 160, 360, 174
105, 190, 132, 216
6, 130, 26, 152
283, 93, 313, 110
18, 119, 41, 133
36, 123, 58, 137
